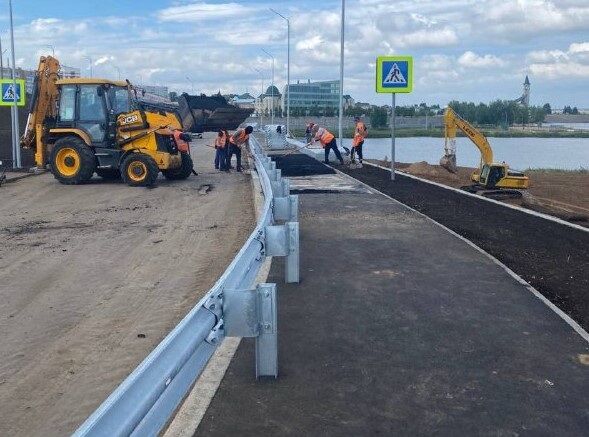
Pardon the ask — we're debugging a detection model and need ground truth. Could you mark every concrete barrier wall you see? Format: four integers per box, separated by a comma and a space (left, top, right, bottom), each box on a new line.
246, 115, 443, 132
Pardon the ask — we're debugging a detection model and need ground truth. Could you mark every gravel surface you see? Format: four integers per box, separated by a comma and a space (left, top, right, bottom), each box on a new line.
0, 134, 255, 436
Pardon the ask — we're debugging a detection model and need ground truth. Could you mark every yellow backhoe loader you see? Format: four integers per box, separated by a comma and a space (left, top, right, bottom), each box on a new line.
440, 107, 529, 196
20, 56, 194, 187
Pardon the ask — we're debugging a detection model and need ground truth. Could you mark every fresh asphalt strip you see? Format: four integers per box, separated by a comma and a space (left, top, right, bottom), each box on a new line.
335, 163, 589, 332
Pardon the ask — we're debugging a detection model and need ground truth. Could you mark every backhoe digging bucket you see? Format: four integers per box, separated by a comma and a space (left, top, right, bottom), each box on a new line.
440, 153, 457, 174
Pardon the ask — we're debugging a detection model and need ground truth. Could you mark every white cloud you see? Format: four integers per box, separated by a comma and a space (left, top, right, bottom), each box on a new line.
527, 42, 589, 79
458, 51, 505, 68
157, 2, 255, 22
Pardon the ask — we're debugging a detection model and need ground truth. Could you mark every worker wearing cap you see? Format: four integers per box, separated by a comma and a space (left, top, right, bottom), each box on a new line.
228, 125, 253, 172
312, 125, 344, 165
351, 116, 368, 164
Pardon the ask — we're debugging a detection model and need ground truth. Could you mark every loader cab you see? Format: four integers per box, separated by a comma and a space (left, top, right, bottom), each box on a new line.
55, 78, 131, 148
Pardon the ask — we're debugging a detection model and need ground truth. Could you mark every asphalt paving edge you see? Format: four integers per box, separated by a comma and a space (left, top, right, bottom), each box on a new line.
332, 163, 589, 344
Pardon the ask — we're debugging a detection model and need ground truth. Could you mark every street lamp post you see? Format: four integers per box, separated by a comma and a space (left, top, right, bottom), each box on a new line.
251, 67, 265, 128
338, 0, 345, 147
262, 49, 275, 125
9, 0, 20, 168
269, 8, 290, 136
185, 76, 194, 94
113, 66, 121, 80
83, 56, 93, 77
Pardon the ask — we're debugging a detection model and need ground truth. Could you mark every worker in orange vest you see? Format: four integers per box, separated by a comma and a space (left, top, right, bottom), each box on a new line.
351, 116, 368, 164
311, 125, 344, 165
228, 125, 253, 172
214, 129, 230, 171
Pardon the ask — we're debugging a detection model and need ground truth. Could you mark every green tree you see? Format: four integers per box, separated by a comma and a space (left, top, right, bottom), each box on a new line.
542, 103, 552, 115
371, 107, 388, 128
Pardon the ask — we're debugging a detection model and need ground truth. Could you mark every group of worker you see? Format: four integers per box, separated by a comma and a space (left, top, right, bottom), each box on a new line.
305, 116, 368, 165
213, 125, 253, 172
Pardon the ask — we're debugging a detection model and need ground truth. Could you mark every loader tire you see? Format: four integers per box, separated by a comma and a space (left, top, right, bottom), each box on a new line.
121, 153, 159, 187
96, 168, 121, 180
50, 136, 96, 185
162, 152, 193, 181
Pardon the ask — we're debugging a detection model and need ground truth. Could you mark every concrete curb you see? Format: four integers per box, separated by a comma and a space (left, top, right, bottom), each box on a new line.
3, 171, 42, 184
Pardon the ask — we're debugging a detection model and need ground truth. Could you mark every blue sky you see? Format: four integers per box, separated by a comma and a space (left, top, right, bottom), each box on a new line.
2, 0, 589, 108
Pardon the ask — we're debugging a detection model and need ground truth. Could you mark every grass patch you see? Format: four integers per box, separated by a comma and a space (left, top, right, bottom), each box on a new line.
526, 167, 588, 174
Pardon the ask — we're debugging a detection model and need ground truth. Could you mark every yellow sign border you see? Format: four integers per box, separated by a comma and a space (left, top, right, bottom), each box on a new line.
376, 56, 413, 94
0, 79, 26, 106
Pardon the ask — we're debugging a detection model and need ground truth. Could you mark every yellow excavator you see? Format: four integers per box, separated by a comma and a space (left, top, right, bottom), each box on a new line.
440, 107, 529, 195
20, 56, 193, 186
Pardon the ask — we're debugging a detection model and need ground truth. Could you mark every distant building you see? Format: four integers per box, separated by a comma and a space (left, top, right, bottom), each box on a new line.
355, 102, 372, 111
255, 85, 282, 116
343, 94, 355, 110
61, 65, 81, 79
230, 92, 256, 109
139, 85, 169, 99
282, 79, 340, 115
513, 75, 531, 107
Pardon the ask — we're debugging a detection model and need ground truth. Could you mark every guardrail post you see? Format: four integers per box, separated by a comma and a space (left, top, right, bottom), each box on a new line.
256, 283, 278, 378
265, 224, 300, 284
223, 284, 278, 379
274, 195, 299, 222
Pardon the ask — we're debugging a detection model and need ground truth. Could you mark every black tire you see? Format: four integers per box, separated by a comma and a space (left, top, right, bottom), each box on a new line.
50, 136, 96, 185
120, 153, 159, 187
162, 152, 193, 180
96, 169, 121, 180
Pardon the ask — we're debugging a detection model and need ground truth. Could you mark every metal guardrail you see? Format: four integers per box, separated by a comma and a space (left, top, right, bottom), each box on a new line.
73, 134, 299, 437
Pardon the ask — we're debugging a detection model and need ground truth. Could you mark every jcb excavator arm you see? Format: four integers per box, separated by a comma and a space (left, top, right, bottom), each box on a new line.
20, 56, 61, 167
441, 107, 494, 173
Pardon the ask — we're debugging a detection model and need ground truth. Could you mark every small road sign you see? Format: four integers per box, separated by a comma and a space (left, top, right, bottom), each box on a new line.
0, 79, 26, 106
376, 56, 413, 94
375, 56, 414, 181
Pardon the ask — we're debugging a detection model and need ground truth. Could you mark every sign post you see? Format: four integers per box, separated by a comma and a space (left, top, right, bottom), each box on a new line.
376, 56, 413, 181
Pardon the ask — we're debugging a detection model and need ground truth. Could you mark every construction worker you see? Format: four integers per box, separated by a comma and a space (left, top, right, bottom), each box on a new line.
312, 125, 344, 165
228, 125, 253, 172
214, 129, 229, 171
305, 122, 315, 144
351, 116, 368, 164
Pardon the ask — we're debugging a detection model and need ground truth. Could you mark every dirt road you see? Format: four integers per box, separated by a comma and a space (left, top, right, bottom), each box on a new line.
0, 135, 254, 436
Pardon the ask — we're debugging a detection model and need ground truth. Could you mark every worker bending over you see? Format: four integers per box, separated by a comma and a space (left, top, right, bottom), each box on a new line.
312, 125, 344, 165
351, 116, 368, 164
214, 129, 230, 172
228, 125, 253, 172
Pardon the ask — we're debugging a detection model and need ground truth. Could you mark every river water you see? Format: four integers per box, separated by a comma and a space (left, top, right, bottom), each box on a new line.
338, 137, 589, 170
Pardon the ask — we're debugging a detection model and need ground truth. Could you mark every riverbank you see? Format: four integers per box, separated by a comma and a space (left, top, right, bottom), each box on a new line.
290, 127, 589, 139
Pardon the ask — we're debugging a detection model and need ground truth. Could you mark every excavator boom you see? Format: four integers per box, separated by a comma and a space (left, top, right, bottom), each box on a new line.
440, 107, 494, 173
20, 56, 61, 166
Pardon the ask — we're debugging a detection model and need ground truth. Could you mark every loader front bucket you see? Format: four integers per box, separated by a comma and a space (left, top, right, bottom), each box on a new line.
440, 153, 457, 174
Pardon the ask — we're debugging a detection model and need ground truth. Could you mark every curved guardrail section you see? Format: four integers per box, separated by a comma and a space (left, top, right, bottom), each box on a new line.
73, 134, 299, 437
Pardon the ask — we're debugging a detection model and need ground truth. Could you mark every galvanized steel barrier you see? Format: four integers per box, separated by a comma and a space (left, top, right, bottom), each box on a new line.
73, 134, 299, 437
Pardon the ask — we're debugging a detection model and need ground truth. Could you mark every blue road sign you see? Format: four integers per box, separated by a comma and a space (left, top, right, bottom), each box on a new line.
376, 56, 413, 93
0, 79, 25, 106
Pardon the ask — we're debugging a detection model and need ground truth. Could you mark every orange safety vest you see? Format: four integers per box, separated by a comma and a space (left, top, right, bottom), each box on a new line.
173, 130, 190, 153
318, 130, 335, 147
352, 122, 367, 147
230, 129, 249, 146
215, 133, 228, 149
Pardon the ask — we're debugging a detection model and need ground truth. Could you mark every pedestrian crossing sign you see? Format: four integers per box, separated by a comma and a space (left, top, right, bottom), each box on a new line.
0, 79, 26, 106
376, 56, 413, 93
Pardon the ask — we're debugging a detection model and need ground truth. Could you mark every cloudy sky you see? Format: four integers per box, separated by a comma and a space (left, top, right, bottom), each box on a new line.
3, 0, 589, 108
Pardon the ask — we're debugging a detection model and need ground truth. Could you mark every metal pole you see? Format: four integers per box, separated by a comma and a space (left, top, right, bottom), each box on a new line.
0, 37, 4, 80
271, 57, 274, 125
391, 93, 396, 181
338, 0, 345, 146
286, 18, 290, 135
9, 0, 20, 168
